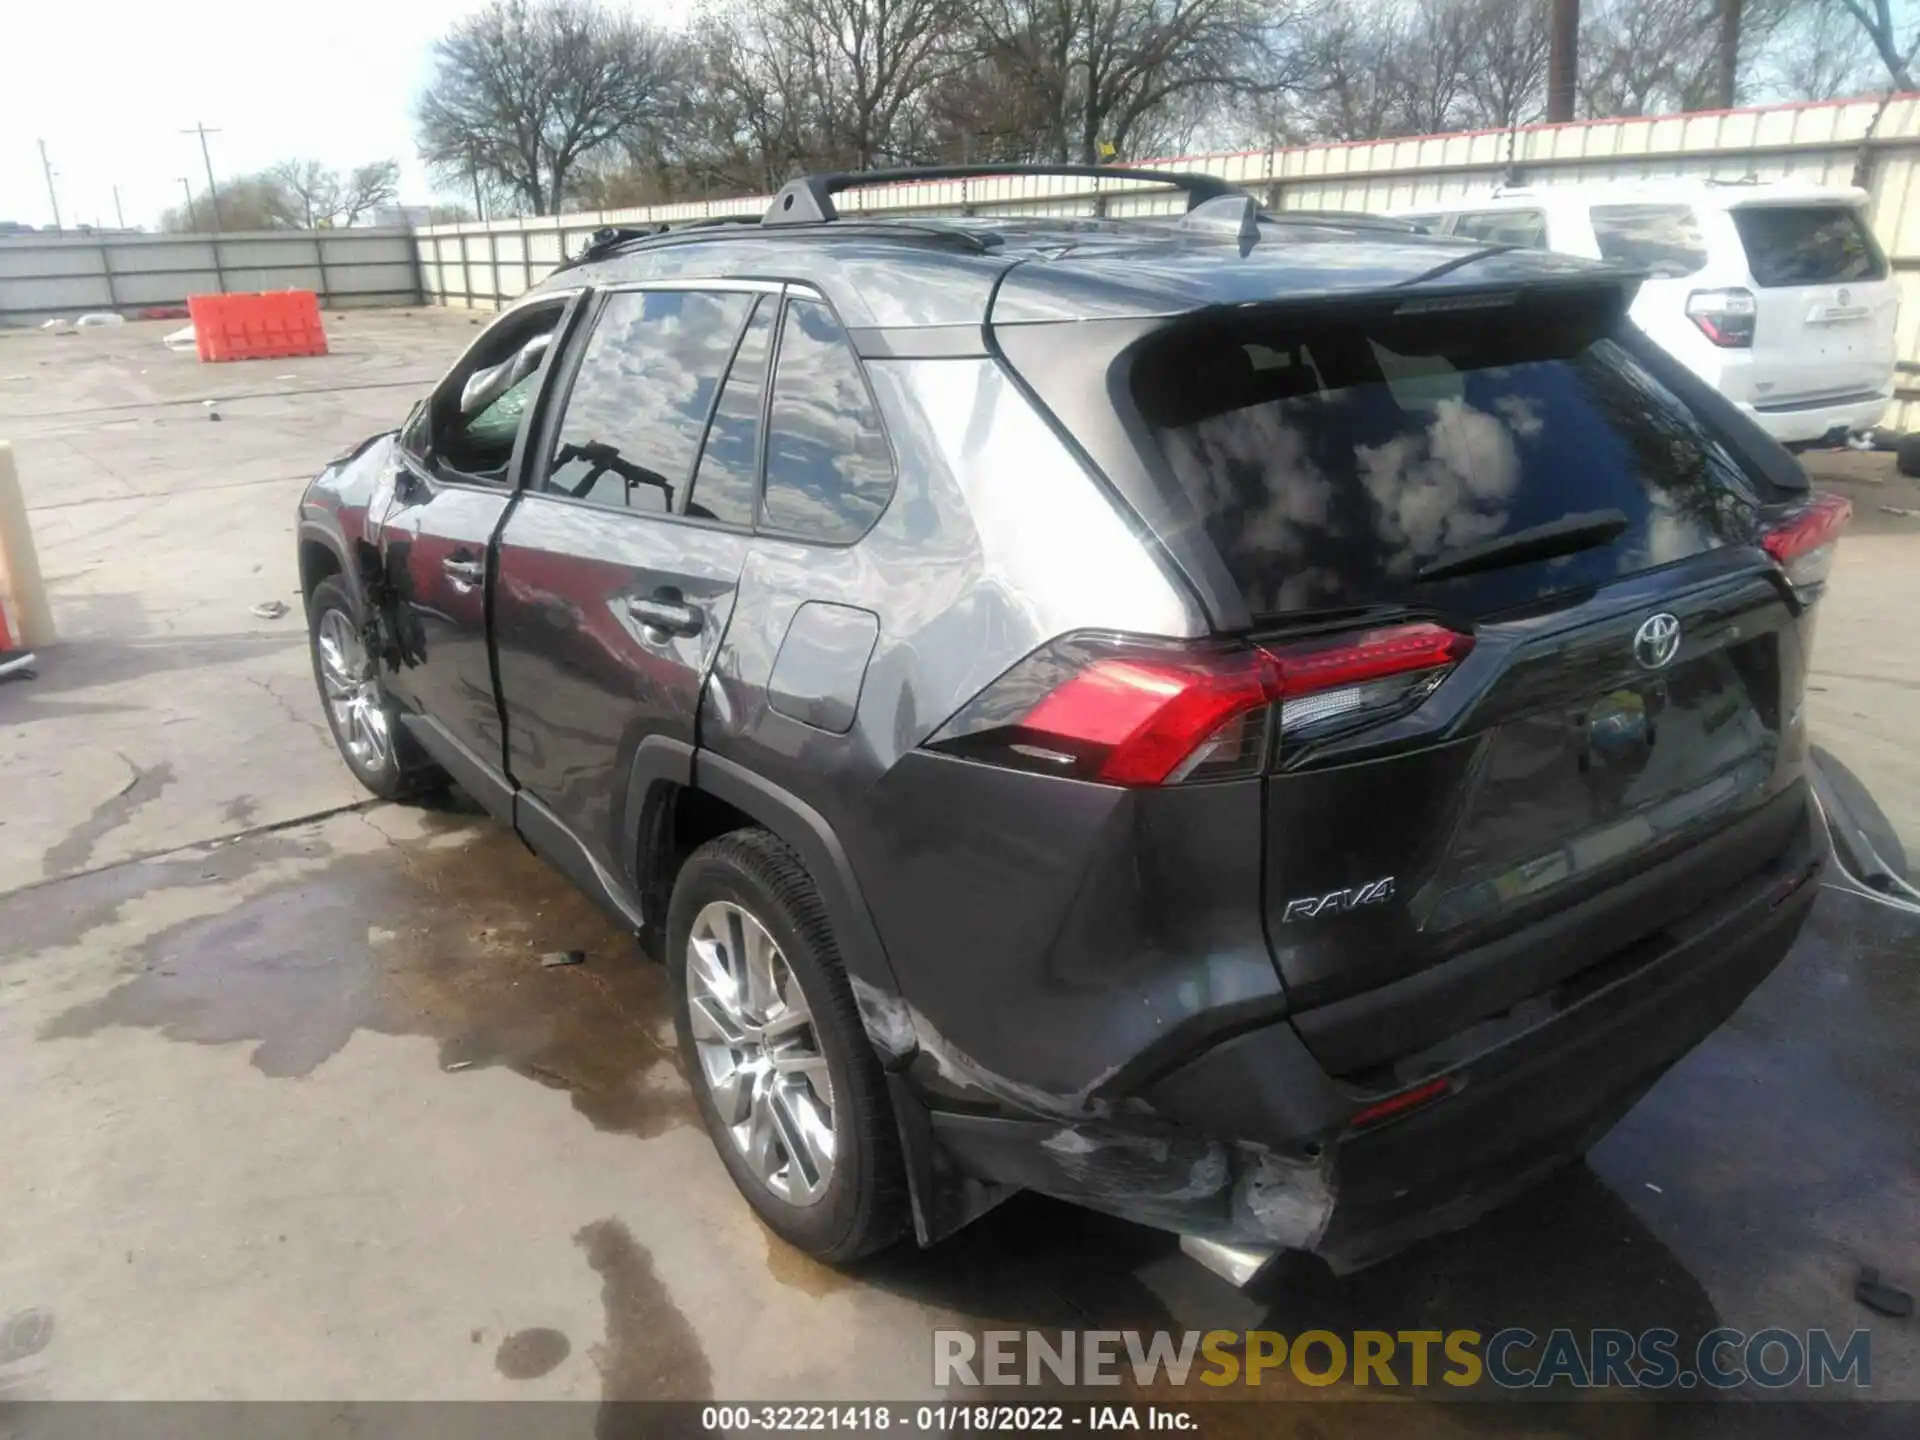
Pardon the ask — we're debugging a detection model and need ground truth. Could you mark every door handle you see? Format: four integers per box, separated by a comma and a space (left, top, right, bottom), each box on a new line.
626, 594, 703, 638
442, 557, 484, 587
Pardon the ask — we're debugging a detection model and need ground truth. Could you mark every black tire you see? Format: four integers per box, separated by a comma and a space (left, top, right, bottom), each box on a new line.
1897, 431, 1920, 477
668, 828, 910, 1263
306, 575, 447, 802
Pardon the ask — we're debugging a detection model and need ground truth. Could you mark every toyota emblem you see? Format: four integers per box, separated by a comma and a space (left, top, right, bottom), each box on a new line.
1633, 612, 1682, 670
1838, 287, 1852, 305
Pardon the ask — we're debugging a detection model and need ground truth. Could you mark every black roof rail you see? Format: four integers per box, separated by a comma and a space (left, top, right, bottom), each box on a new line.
763, 164, 1244, 226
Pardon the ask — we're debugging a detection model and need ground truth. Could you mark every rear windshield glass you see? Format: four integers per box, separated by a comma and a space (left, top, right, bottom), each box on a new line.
1135, 302, 1760, 620
1732, 205, 1885, 287
1590, 204, 1708, 277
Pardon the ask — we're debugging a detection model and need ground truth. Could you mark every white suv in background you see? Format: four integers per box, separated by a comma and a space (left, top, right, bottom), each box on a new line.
1396, 182, 1899, 448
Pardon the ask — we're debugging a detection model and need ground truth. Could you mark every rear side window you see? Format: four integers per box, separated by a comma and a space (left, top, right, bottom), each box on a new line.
1590, 204, 1708, 278
1732, 206, 1886, 287
1134, 302, 1759, 620
544, 289, 753, 512
761, 297, 894, 542
1449, 210, 1547, 248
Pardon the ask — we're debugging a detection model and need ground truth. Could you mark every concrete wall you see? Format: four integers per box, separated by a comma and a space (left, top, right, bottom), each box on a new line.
415, 93, 1920, 428
0, 229, 419, 326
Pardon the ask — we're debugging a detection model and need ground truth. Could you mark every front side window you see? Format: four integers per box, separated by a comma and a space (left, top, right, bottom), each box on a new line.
1590, 204, 1708, 278
423, 302, 566, 484
544, 289, 755, 513
760, 297, 895, 542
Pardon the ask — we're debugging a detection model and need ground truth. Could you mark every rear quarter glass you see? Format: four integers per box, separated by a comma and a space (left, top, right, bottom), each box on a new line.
1130, 302, 1763, 622
1589, 203, 1709, 278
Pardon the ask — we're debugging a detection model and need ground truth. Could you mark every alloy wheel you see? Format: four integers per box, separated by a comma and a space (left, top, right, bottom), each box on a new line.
316, 608, 393, 773
684, 900, 837, 1206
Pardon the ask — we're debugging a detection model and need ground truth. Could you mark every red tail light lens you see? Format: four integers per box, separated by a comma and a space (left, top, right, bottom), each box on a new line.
1686, 287, 1756, 348
1348, 1076, 1452, 1130
1019, 653, 1280, 785
1762, 491, 1851, 594
923, 622, 1473, 787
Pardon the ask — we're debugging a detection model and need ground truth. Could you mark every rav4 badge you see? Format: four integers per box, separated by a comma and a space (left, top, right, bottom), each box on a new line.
1281, 876, 1396, 922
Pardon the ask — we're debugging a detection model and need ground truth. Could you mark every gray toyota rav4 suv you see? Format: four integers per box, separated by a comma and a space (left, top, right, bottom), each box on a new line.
298, 166, 1845, 1283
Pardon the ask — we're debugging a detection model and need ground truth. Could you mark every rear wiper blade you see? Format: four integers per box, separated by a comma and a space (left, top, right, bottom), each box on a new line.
1416, 509, 1628, 585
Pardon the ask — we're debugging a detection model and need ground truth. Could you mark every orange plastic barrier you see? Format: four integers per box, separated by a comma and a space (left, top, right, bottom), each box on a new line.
186, 291, 329, 363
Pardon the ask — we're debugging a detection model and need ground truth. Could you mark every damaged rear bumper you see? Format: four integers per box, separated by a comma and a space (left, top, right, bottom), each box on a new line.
902, 813, 1822, 1277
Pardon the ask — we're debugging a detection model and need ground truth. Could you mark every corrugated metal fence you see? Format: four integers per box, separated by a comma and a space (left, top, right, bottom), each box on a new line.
0, 229, 420, 327
415, 93, 1920, 427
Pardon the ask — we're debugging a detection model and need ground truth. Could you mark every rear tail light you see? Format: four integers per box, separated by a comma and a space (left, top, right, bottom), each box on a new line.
923, 622, 1473, 787
1268, 623, 1474, 740
1762, 490, 1851, 594
1348, 1076, 1452, 1131
1686, 287, 1756, 347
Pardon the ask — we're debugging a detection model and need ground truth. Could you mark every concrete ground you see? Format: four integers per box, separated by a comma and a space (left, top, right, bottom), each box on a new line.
1, 314, 1916, 1425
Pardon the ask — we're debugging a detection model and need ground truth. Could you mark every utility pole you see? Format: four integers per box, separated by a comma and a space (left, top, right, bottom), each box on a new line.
182, 122, 224, 231
112, 185, 126, 230
178, 177, 198, 230
37, 139, 62, 231
1547, 0, 1580, 124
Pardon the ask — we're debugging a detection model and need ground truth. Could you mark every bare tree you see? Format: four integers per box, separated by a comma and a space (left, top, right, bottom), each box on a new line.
159, 176, 292, 233
269, 160, 339, 228
1832, 0, 1920, 88
916, 52, 1066, 162
977, 0, 1311, 164
1281, 0, 1541, 142
768, 0, 969, 169
1284, 3, 1401, 142
1756, 0, 1881, 99
1389, 0, 1477, 134
1580, 0, 1798, 116
338, 162, 402, 225
417, 0, 687, 215
268, 159, 399, 227
687, 6, 836, 188
1463, 0, 1552, 127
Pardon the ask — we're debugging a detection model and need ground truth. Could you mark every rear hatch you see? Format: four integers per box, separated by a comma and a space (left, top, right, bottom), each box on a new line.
1727, 198, 1897, 410
1126, 288, 1812, 1064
